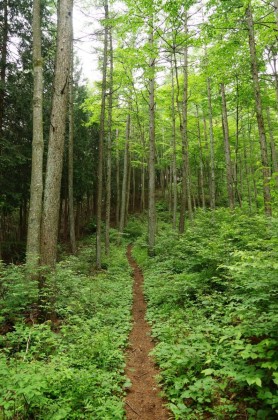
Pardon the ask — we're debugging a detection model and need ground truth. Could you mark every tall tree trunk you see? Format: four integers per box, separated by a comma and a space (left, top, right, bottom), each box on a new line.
40, 0, 73, 267
196, 105, 205, 209
171, 57, 178, 229
266, 106, 278, 185
96, 0, 109, 268
148, 14, 156, 256
26, 0, 44, 267
0, 0, 8, 260
220, 83, 234, 210
105, 27, 113, 255
207, 77, 216, 210
115, 129, 120, 227
68, 19, 76, 255
119, 114, 130, 236
246, 3, 272, 216
179, 16, 192, 233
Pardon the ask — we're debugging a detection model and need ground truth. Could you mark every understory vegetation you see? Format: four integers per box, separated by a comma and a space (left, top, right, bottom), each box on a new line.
133, 208, 278, 419
0, 236, 132, 419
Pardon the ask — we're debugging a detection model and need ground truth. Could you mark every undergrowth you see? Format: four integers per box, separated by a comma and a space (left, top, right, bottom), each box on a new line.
0, 235, 132, 419
133, 208, 278, 419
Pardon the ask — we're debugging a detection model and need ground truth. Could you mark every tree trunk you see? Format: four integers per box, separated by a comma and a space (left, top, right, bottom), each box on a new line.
105, 26, 113, 255
26, 0, 44, 268
68, 20, 76, 255
266, 106, 278, 185
246, 3, 272, 216
148, 14, 156, 256
179, 16, 192, 233
171, 57, 178, 229
220, 83, 234, 210
207, 77, 216, 210
40, 0, 73, 267
196, 104, 205, 209
96, 0, 109, 268
115, 129, 120, 227
119, 114, 130, 236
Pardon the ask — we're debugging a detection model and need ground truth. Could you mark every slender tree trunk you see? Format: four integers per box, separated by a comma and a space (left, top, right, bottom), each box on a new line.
119, 114, 130, 236
246, 4, 272, 216
179, 17, 192, 233
26, 0, 44, 267
96, 0, 109, 268
148, 14, 156, 255
125, 153, 131, 226
220, 83, 234, 210
196, 104, 205, 209
105, 27, 113, 255
0, 0, 7, 139
207, 77, 216, 210
266, 106, 278, 185
234, 77, 242, 207
0, 0, 8, 259
115, 129, 120, 227
68, 20, 76, 255
40, 0, 73, 268
171, 57, 178, 229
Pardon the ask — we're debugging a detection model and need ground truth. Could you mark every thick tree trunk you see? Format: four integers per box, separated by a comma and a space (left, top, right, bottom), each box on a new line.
68, 21, 76, 255
96, 0, 109, 268
40, 0, 73, 267
148, 15, 156, 256
220, 83, 234, 210
26, 0, 44, 267
105, 27, 113, 255
246, 4, 272, 216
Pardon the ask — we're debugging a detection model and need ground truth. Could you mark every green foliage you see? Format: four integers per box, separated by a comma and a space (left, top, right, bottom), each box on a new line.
0, 241, 132, 419
133, 209, 278, 419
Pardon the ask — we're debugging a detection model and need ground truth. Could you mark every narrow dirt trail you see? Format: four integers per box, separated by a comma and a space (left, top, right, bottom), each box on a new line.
125, 244, 171, 420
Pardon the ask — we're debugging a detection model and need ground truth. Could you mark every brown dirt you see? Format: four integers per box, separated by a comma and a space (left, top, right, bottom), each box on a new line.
125, 244, 171, 420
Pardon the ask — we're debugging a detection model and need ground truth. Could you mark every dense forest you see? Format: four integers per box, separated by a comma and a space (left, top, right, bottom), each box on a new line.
0, 0, 277, 418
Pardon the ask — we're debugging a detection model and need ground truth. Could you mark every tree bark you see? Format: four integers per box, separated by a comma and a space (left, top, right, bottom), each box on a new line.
171, 56, 178, 229
96, 0, 109, 268
246, 3, 272, 216
40, 0, 73, 267
119, 114, 130, 236
68, 18, 76, 255
207, 77, 216, 210
196, 104, 205, 209
26, 0, 44, 267
179, 16, 192, 233
148, 14, 156, 256
105, 26, 113, 255
220, 83, 234, 210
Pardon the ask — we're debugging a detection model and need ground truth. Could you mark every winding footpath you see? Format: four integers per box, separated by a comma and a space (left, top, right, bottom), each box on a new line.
125, 244, 170, 420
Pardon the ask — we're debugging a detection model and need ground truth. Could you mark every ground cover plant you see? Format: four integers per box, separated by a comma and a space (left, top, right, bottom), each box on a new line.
0, 236, 132, 419
133, 208, 278, 419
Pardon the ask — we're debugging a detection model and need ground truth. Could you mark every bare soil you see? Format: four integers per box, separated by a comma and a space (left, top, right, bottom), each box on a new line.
125, 244, 171, 420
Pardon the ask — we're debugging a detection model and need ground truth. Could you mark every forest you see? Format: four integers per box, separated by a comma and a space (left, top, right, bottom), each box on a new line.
0, 0, 277, 418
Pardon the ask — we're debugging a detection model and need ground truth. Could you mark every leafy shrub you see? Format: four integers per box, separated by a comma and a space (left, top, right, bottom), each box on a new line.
0, 241, 132, 419
133, 208, 278, 419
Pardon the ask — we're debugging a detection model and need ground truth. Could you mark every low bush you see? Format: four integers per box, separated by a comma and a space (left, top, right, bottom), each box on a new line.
0, 239, 133, 419
133, 208, 278, 419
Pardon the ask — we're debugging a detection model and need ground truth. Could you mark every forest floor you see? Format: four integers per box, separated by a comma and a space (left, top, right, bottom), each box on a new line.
125, 244, 171, 420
